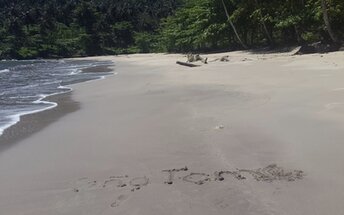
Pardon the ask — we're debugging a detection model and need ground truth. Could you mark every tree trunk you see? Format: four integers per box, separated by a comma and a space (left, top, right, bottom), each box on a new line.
294, 25, 302, 43
262, 20, 273, 45
221, 0, 247, 49
254, 0, 273, 45
321, 0, 338, 43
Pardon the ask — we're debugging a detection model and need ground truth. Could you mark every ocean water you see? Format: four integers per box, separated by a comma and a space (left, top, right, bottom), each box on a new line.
0, 59, 113, 136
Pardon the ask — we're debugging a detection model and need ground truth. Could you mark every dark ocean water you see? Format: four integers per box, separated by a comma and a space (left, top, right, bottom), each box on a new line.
0, 59, 113, 136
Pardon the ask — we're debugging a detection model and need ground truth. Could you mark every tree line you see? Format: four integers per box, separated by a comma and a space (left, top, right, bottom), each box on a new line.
0, 0, 343, 59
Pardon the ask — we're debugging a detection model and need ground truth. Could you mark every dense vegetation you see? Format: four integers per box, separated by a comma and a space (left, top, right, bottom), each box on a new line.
0, 0, 343, 59
0, 0, 182, 59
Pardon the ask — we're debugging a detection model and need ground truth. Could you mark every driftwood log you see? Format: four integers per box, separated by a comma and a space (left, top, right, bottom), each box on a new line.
209, 55, 230, 62
293, 42, 341, 55
176, 61, 201, 67
187, 54, 208, 64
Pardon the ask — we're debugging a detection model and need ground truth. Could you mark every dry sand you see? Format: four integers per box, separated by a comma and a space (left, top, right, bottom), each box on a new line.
1, 50, 344, 215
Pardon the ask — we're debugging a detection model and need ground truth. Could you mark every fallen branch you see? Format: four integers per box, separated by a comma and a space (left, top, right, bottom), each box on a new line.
176, 61, 201, 67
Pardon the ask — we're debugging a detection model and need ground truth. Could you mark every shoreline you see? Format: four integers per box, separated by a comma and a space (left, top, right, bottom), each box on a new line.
0, 63, 114, 151
1, 51, 344, 214
0, 92, 79, 152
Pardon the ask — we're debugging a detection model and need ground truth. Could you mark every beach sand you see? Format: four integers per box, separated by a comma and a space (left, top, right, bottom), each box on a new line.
1, 51, 344, 215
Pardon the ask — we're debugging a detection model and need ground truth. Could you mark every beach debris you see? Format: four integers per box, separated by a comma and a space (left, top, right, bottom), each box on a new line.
290, 46, 302, 55
176, 61, 201, 67
177, 54, 238, 66
210, 55, 230, 62
187, 54, 208, 64
219, 56, 230, 62
242, 57, 252, 61
294, 42, 340, 55
217, 55, 229, 62
215, 125, 225, 130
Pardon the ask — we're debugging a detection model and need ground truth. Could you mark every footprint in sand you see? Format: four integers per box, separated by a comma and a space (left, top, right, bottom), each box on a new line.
110, 194, 129, 208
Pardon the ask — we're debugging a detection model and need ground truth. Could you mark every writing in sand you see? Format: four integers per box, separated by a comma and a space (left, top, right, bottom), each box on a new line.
73, 164, 304, 193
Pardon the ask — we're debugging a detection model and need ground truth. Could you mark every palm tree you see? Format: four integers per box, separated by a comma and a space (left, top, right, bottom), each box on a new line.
221, 0, 247, 49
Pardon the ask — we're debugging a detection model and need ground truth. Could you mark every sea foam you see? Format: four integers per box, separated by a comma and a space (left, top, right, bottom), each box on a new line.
0, 59, 113, 137
0, 69, 9, 73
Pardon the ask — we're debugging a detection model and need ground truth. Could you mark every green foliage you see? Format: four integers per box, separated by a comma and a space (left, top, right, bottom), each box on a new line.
0, 0, 343, 59
18, 47, 38, 59
133, 32, 158, 53
159, 0, 231, 52
0, 0, 181, 59
157, 0, 344, 51
302, 32, 320, 42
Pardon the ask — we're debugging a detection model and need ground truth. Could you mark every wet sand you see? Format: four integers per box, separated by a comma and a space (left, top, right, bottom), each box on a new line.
1, 51, 344, 215
0, 64, 112, 152
0, 93, 79, 153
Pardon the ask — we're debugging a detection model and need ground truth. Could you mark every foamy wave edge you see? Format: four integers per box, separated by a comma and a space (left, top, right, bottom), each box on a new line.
0, 69, 10, 74
0, 69, 115, 137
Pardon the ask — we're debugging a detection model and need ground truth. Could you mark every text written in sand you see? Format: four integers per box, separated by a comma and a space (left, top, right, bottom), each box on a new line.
73, 164, 304, 193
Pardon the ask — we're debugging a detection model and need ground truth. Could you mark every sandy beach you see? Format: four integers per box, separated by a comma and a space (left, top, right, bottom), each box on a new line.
1, 51, 344, 215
